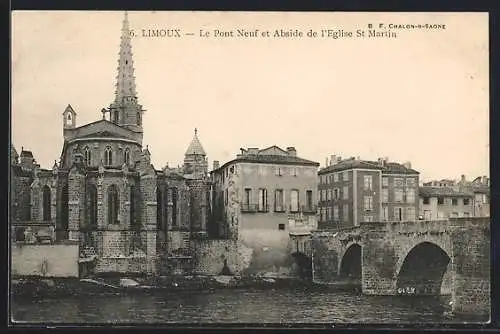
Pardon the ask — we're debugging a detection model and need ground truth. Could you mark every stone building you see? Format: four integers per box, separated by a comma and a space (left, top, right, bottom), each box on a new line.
10, 12, 212, 276
317, 156, 420, 229
210, 146, 320, 276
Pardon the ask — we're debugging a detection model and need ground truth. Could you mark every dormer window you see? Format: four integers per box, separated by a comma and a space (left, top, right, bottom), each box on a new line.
105, 146, 113, 166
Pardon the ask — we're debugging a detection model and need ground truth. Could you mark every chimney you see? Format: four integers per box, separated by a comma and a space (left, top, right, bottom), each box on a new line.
330, 155, 336, 166
461, 174, 466, 183
325, 157, 329, 167
286, 147, 297, 157
403, 161, 412, 169
482, 176, 488, 185
337, 156, 342, 163
213, 160, 220, 170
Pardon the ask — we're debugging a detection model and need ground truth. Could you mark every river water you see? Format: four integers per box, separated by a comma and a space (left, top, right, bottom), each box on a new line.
11, 289, 486, 325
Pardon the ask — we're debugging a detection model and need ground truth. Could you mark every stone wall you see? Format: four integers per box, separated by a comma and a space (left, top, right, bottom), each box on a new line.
10, 169, 32, 221
190, 239, 240, 275
11, 243, 79, 278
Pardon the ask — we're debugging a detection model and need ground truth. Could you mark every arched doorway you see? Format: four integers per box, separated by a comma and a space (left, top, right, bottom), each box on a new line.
291, 252, 312, 280
396, 242, 451, 296
339, 244, 362, 284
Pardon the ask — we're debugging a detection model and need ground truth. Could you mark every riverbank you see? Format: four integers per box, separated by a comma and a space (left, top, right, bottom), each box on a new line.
11, 274, 361, 299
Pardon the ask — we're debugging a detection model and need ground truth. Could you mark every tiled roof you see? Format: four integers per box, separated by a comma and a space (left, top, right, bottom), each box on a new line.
213, 154, 319, 173
185, 129, 206, 156
20, 150, 33, 157
319, 159, 419, 175
419, 186, 473, 198
78, 130, 126, 139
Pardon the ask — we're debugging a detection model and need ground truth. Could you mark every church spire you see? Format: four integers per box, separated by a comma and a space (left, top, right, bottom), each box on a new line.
108, 11, 144, 140
115, 11, 137, 103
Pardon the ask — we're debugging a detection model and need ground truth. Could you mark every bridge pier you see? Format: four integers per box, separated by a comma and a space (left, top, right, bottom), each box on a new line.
449, 218, 490, 318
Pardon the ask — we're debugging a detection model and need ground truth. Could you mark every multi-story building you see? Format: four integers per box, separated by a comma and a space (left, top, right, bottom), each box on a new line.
10, 12, 212, 276
419, 186, 474, 220
420, 174, 490, 219
210, 146, 319, 275
317, 156, 420, 229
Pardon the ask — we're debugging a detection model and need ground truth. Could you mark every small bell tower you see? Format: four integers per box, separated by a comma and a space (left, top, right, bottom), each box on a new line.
62, 104, 76, 130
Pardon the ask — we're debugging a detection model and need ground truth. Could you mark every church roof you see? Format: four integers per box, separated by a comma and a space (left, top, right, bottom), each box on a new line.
11, 144, 19, 164
185, 128, 206, 156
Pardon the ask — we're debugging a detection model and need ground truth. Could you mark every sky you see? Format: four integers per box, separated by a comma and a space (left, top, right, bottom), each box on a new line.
11, 11, 489, 182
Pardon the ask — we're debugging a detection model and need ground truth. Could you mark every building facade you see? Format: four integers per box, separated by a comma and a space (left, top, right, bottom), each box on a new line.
10, 13, 212, 276
318, 156, 420, 229
419, 175, 490, 219
210, 146, 319, 275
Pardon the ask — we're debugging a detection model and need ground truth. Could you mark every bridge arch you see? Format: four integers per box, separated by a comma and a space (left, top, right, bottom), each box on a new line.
338, 243, 362, 281
396, 241, 452, 295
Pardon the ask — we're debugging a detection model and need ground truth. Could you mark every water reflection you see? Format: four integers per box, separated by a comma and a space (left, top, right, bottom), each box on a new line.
11, 289, 482, 325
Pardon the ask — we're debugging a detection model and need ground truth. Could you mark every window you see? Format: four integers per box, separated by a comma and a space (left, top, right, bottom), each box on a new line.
394, 207, 403, 221
87, 184, 98, 227
394, 189, 403, 202
382, 206, 389, 221
157, 188, 163, 231
104, 146, 113, 165
364, 175, 373, 191
382, 177, 389, 187
394, 178, 404, 187
406, 189, 415, 203
326, 207, 330, 220
343, 186, 349, 200
364, 196, 373, 211
124, 148, 130, 165
84, 146, 91, 166
333, 205, 339, 221
320, 208, 325, 221
423, 210, 432, 220
423, 197, 430, 205
334, 188, 340, 200
290, 167, 298, 177
463, 198, 470, 205
319, 189, 323, 202
406, 177, 416, 187
343, 171, 349, 181
333, 173, 339, 182
452, 198, 458, 206
463, 212, 470, 217
258, 188, 268, 212
406, 207, 415, 221
437, 197, 444, 205
172, 187, 178, 227
306, 190, 313, 210
364, 215, 373, 222
451, 212, 458, 218
275, 166, 282, 176
244, 188, 252, 207
278, 223, 285, 231
224, 189, 228, 205
342, 204, 349, 222
130, 185, 138, 229
290, 189, 299, 212
327, 189, 332, 201
107, 184, 119, 225
274, 189, 284, 211
382, 189, 389, 203
42, 185, 51, 221
137, 112, 141, 126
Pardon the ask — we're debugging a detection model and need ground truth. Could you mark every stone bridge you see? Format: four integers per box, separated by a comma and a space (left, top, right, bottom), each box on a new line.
305, 217, 490, 317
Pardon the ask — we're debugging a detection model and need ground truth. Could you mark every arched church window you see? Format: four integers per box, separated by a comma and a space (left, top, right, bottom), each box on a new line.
137, 112, 141, 126
42, 185, 51, 221
84, 146, 91, 166
87, 184, 98, 227
112, 111, 119, 123
67, 114, 72, 121
124, 148, 130, 165
105, 146, 113, 166
107, 184, 119, 225
157, 188, 163, 231
130, 185, 138, 229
